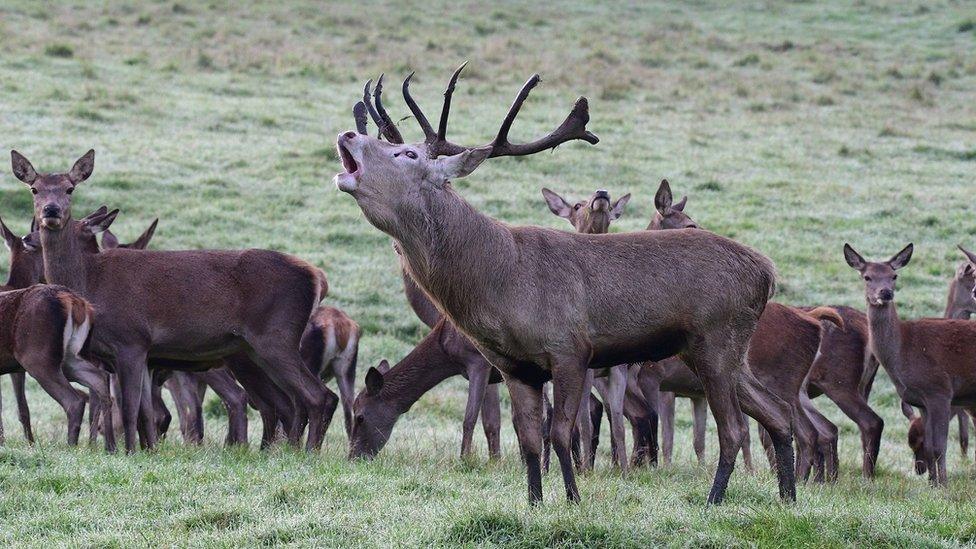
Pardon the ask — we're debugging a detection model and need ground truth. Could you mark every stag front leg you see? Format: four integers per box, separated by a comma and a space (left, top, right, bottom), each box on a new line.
550, 357, 590, 503
505, 375, 545, 504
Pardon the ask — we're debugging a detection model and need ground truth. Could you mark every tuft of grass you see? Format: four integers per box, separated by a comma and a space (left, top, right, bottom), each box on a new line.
43, 44, 74, 58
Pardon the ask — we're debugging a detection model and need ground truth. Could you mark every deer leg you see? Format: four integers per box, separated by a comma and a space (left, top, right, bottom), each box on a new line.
574, 370, 595, 473
22, 360, 87, 446
791, 404, 819, 483
634, 368, 661, 467
505, 375, 545, 504
225, 356, 283, 448
801, 396, 838, 483
481, 383, 502, 460
114, 349, 153, 453
541, 384, 553, 473
739, 412, 753, 471
589, 393, 603, 470
955, 409, 970, 458
197, 369, 249, 446
923, 401, 951, 486
657, 392, 676, 466
692, 396, 709, 466
165, 373, 201, 444
461, 363, 491, 459
63, 357, 116, 453
0, 376, 5, 444
822, 386, 884, 478
736, 370, 796, 502
623, 372, 654, 468
11, 372, 34, 444
600, 367, 628, 472
550, 357, 589, 503
333, 345, 358, 438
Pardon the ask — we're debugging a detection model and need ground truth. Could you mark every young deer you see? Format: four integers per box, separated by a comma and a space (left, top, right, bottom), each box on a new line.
541, 187, 631, 471
11, 150, 337, 453
904, 257, 976, 472
1, 216, 116, 450
337, 66, 788, 504
844, 243, 976, 485
301, 306, 361, 436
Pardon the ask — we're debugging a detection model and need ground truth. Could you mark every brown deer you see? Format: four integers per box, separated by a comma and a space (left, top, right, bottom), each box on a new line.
301, 306, 361, 436
844, 243, 976, 485
904, 257, 976, 472
336, 66, 789, 504
646, 181, 885, 478
541, 187, 631, 471
11, 150, 337, 453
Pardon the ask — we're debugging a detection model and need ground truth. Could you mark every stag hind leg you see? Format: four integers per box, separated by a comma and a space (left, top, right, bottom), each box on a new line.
506, 376, 546, 504
549, 356, 590, 502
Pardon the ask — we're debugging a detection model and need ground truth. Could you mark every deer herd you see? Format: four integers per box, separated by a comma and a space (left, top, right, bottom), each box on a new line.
1, 65, 974, 506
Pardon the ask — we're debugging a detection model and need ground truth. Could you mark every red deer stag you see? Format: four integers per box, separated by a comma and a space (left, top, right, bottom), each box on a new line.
903, 254, 976, 473
335, 66, 789, 504
844, 243, 976, 485
11, 150, 337, 453
541, 187, 631, 471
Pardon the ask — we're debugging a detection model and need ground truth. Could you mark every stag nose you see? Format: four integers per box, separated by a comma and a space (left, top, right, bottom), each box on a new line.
879, 289, 894, 301
342, 131, 358, 140
595, 189, 610, 199
42, 204, 61, 218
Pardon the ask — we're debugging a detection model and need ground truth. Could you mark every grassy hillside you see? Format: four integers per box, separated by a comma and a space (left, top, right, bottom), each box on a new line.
1, 1, 975, 546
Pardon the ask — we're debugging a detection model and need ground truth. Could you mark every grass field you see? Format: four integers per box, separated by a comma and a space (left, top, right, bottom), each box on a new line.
1, 0, 976, 546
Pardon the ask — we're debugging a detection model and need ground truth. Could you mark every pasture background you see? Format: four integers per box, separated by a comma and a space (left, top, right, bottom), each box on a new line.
1, 0, 976, 546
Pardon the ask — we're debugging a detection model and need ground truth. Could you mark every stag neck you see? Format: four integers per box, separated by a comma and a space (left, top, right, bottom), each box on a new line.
393, 186, 514, 326
399, 263, 442, 329
376, 323, 462, 413
865, 301, 904, 377
39, 222, 89, 295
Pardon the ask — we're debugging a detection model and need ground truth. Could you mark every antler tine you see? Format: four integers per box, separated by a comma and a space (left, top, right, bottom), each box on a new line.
437, 61, 467, 141
353, 101, 368, 135
402, 72, 438, 142
373, 74, 404, 144
487, 75, 599, 158
362, 79, 384, 139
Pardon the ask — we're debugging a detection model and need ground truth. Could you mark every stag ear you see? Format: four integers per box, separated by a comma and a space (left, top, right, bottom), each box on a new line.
101, 230, 120, 250
0, 216, 19, 251
82, 208, 119, 234
541, 188, 572, 218
673, 195, 688, 212
376, 359, 391, 375
127, 218, 158, 250
365, 366, 385, 395
68, 149, 95, 185
888, 243, 913, 270
654, 179, 673, 214
610, 193, 631, 221
431, 147, 491, 182
843, 243, 866, 271
11, 150, 37, 184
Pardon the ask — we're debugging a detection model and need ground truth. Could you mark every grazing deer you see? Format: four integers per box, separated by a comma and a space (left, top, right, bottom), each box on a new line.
301, 306, 361, 436
1, 216, 116, 450
336, 66, 789, 504
541, 187, 631, 471
11, 150, 337, 453
904, 258, 976, 472
844, 243, 976, 485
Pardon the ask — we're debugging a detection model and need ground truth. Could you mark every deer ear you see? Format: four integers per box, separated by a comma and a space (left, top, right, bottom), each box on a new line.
100, 230, 120, 250
68, 149, 95, 185
541, 188, 572, 218
887, 243, 913, 270
11, 150, 37, 184
843, 243, 866, 271
21, 231, 40, 252
672, 195, 688, 212
431, 147, 490, 182
610, 193, 631, 220
958, 245, 976, 267
0, 216, 19, 251
376, 359, 391, 375
365, 366, 385, 395
127, 218, 158, 250
654, 179, 673, 214
83, 209, 119, 234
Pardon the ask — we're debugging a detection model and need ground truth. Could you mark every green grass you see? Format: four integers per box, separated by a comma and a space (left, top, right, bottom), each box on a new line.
1, 0, 976, 546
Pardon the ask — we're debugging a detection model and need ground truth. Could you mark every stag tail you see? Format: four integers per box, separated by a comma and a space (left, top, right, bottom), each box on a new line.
56, 291, 94, 357
805, 306, 845, 330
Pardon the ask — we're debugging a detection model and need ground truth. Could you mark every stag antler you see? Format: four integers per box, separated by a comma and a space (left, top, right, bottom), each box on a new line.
360, 76, 404, 144
401, 64, 599, 158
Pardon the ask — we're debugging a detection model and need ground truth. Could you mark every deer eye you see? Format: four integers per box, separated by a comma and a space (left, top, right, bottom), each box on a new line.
31, 188, 38, 195
66, 187, 73, 195
405, 150, 417, 159
864, 276, 872, 281
892, 274, 898, 280
574, 203, 582, 210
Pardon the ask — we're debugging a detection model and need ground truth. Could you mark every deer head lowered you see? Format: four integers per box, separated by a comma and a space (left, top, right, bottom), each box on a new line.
333, 65, 785, 505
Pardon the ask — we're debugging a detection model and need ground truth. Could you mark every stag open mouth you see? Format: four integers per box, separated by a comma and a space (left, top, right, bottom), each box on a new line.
339, 142, 359, 175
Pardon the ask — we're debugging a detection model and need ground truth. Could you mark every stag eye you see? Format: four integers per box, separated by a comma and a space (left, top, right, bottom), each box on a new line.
405, 150, 418, 159
31, 188, 38, 195
66, 188, 73, 195
864, 276, 872, 281
574, 203, 582, 210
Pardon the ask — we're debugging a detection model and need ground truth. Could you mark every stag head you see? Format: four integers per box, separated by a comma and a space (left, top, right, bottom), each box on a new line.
11, 150, 94, 230
334, 66, 598, 236
541, 188, 629, 234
